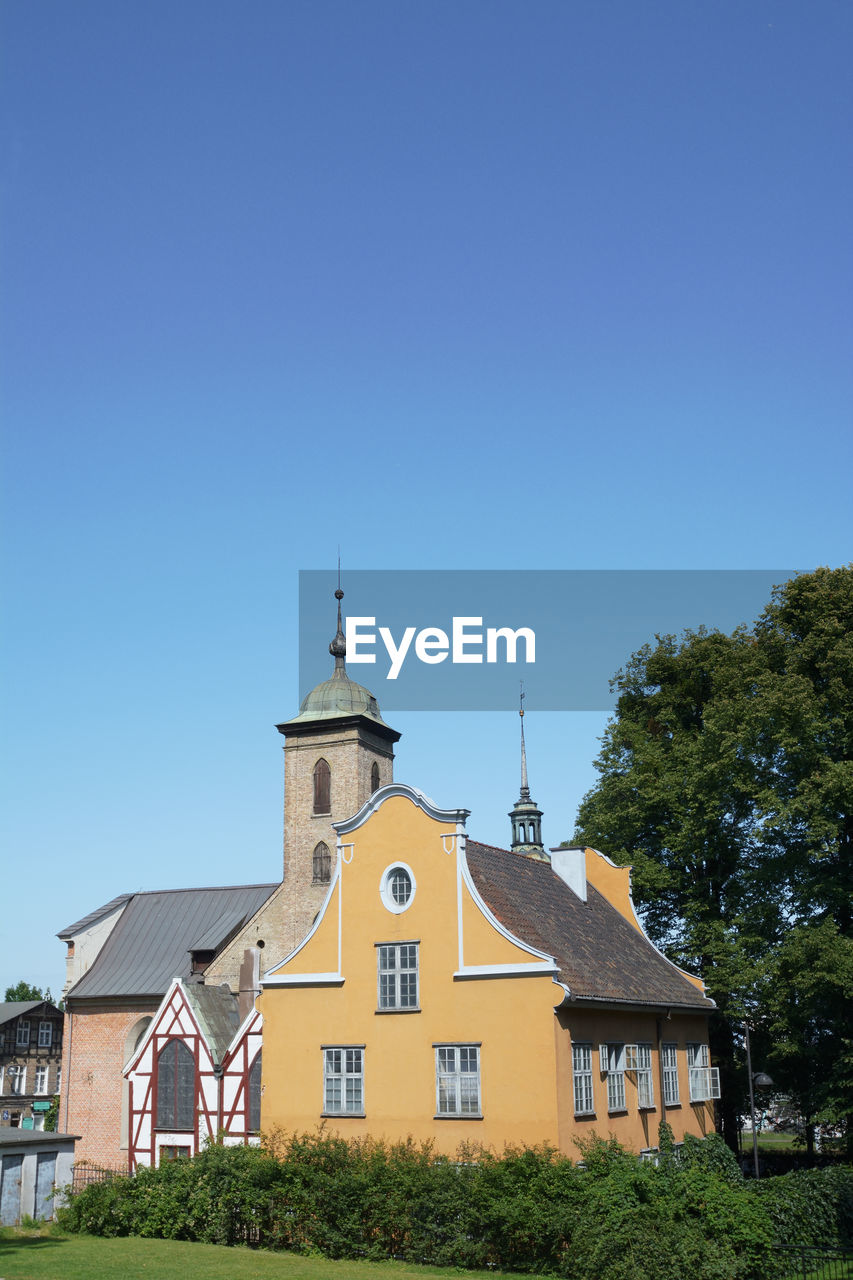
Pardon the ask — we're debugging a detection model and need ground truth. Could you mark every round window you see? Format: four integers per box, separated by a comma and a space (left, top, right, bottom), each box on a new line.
380, 863, 416, 914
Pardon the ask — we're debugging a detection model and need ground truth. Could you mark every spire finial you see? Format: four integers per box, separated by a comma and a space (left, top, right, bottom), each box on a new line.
329, 558, 346, 672
519, 683, 529, 796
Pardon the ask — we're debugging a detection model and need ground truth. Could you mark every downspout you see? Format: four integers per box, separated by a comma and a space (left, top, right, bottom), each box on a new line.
657, 1010, 671, 1135
63, 1008, 73, 1134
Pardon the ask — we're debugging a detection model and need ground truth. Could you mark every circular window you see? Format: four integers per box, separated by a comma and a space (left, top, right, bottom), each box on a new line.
380, 863, 416, 914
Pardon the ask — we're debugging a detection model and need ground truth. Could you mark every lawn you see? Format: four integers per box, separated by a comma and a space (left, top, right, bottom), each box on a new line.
0, 1230, 504, 1280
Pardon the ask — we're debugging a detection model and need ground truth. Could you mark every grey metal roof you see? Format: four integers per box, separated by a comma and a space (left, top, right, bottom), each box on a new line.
57, 894, 133, 940
65, 884, 277, 1000
184, 983, 240, 1066
0, 1001, 43, 1025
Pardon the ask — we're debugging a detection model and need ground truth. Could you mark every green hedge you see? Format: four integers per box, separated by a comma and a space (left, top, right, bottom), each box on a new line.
58, 1130, 850, 1278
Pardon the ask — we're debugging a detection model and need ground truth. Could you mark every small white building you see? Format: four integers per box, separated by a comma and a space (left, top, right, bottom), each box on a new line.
0, 1129, 78, 1224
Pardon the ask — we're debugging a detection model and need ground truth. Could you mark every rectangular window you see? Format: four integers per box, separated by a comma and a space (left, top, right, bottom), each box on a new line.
38, 1021, 53, 1048
435, 1044, 481, 1117
635, 1043, 655, 1109
55, 1065, 61, 1095
687, 1043, 721, 1102
159, 1145, 191, 1164
8, 1066, 26, 1095
16, 1020, 30, 1048
600, 1043, 626, 1112
323, 1047, 364, 1115
377, 943, 419, 1010
35, 1066, 49, 1095
572, 1042, 594, 1115
662, 1043, 680, 1106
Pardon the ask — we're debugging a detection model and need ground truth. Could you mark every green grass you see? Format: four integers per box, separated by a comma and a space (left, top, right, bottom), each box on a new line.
0, 1229, 504, 1280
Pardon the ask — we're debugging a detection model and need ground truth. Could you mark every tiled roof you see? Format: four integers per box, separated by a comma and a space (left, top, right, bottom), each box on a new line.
64, 884, 278, 1001
466, 842, 712, 1011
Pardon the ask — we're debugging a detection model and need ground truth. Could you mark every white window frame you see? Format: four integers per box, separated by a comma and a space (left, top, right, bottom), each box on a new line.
435, 1044, 481, 1117
687, 1043, 720, 1102
38, 1021, 53, 1048
55, 1065, 61, 1095
625, 1042, 655, 1110
323, 1047, 364, 1115
662, 1042, 680, 1106
7, 1065, 26, 1096
16, 1020, 31, 1048
376, 942, 419, 1010
35, 1065, 49, 1095
379, 862, 417, 914
571, 1042, 594, 1115
600, 1043, 626, 1112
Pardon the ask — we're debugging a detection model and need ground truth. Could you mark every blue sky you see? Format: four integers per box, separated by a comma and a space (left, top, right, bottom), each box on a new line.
1, 1, 850, 995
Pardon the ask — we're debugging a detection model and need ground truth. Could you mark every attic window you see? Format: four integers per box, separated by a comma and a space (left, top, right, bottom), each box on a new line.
191, 950, 215, 974
380, 863, 416, 914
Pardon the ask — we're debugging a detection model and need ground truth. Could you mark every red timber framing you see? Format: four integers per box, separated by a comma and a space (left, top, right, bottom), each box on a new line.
124, 978, 263, 1171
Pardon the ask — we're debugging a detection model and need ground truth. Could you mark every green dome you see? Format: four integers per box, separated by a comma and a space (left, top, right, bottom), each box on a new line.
281, 667, 393, 730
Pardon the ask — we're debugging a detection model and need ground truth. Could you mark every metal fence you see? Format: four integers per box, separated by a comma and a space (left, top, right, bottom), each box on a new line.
71, 1160, 128, 1194
773, 1246, 853, 1279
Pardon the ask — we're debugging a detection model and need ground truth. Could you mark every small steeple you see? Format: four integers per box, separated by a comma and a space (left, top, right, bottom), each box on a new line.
329, 558, 347, 676
509, 685, 547, 860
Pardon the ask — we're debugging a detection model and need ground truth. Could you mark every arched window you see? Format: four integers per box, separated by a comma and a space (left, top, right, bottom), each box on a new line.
156, 1040, 194, 1131
312, 841, 331, 884
370, 762, 380, 793
248, 1051, 262, 1133
313, 758, 331, 814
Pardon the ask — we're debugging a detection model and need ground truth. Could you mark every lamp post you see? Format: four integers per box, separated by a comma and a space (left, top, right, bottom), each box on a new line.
744, 1023, 773, 1178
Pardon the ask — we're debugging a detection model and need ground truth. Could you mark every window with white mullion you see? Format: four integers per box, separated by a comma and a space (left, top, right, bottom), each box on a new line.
323, 1047, 364, 1115
38, 1021, 53, 1048
687, 1043, 720, 1102
16, 1020, 30, 1048
662, 1043, 680, 1106
435, 1045, 481, 1116
635, 1043, 654, 1109
600, 1043, 626, 1112
35, 1065, 49, 1095
572, 1043, 594, 1115
377, 943, 419, 1010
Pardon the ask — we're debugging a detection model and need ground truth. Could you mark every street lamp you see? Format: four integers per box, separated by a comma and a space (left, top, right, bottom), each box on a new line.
744, 1024, 774, 1179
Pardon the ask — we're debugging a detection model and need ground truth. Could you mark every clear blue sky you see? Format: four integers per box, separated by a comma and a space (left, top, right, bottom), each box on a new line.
1, 1, 850, 995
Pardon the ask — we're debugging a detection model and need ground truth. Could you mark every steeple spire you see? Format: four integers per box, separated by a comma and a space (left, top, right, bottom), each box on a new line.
509, 685, 547, 860
329, 558, 347, 675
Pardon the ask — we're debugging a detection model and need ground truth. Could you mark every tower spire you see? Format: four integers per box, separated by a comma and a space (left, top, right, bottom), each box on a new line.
509, 684, 547, 860
329, 558, 347, 675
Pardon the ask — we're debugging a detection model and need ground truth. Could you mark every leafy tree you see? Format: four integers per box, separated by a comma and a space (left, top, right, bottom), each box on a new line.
4, 980, 48, 1002
572, 566, 853, 1150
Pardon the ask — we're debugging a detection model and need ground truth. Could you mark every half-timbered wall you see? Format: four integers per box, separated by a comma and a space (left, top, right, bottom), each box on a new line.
125, 981, 263, 1171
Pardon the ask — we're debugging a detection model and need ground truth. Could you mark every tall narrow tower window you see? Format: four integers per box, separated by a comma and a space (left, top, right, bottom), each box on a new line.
312, 841, 331, 884
370, 762, 380, 793
313, 758, 331, 814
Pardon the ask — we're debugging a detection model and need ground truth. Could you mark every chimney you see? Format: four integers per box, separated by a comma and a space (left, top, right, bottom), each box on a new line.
550, 847, 587, 902
238, 947, 261, 1024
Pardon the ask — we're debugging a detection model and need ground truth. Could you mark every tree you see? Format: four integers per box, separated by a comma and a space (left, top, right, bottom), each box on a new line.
571, 566, 853, 1150
4, 980, 48, 1002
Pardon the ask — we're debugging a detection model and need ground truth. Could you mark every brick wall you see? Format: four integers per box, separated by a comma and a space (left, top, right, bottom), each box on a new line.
61, 1003, 156, 1169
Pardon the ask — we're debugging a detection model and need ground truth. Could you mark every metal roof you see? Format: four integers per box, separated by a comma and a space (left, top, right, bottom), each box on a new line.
0, 1001, 45, 1025
65, 883, 277, 1000
57, 894, 133, 940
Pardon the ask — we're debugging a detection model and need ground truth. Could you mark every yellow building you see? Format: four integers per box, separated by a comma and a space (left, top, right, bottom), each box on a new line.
260, 771, 717, 1156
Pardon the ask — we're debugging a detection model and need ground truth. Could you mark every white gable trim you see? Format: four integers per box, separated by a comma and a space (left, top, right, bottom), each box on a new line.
457, 841, 558, 977
332, 781, 470, 836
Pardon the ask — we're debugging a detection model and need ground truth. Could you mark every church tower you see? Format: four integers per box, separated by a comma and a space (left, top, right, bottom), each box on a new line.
508, 689, 547, 860
275, 584, 400, 932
